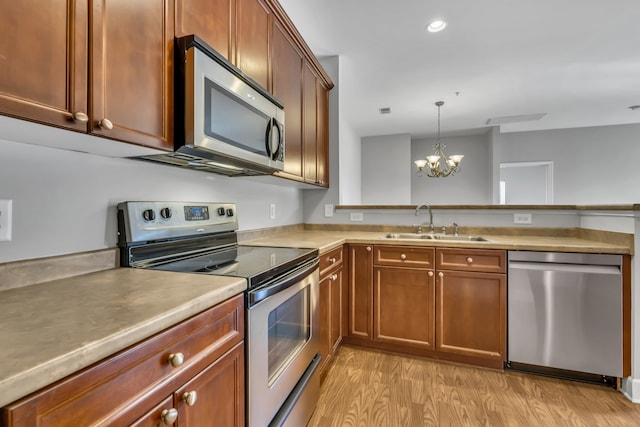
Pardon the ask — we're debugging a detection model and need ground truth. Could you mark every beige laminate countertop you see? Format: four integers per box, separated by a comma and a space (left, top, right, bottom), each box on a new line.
246, 230, 632, 255
0, 268, 245, 408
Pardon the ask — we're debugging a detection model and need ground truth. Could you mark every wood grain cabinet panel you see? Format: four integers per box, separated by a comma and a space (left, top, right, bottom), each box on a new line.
374, 266, 435, 350
302, 62, 318, 184
90, 0, 174, 150
375, 245, 435, 268
235, 0, 271, 89
176, 0, 234, 60
271, 19, 303, 178
1, 295, 244, 427
436, 248, 506, 273
315, 81, 329, 187
0, 0, 88, 131
319, 246, 344, 376
348, 244, 373, 340
435, 270, 506, 365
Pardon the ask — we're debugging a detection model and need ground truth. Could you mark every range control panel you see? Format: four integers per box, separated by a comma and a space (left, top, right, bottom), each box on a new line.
118, 201, 238, 244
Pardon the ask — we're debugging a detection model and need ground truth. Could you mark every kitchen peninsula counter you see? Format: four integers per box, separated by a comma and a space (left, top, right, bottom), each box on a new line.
0, 268, 245, 408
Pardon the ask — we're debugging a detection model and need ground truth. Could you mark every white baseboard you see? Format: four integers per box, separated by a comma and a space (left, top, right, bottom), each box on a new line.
620, 377, 640, 403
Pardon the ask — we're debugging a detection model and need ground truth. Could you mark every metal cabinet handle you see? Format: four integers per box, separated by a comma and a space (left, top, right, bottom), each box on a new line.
72, 112, 89, 123
330, 257, 336, 263
98, 118, 113, 130
168, 352, 184, 367
182, 391, 198, 406
161, 408, 178, 425
331, 274, 338, 280
438, 272, 444, 278
366, 246, 372, 251
466, 257, 473, 263
428, 271, 434, 277
400, 254, 407, 260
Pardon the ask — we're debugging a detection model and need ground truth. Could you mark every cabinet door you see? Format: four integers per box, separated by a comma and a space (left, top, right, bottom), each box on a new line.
176, 342, 245, 427
235, 0, 270, 89
130, 396, 176, 427
318, 272, 332, 374
315, 81, 329, 187
302, 62, 318, 184
90, 0, 174, 150
0, 0, 88, 131
374, 266, 435, 350
348, 245, 373, 340
436, 270, 506, 362
329, 266, 344, 352
271, 19, 303, 178
175, 0, 234, 60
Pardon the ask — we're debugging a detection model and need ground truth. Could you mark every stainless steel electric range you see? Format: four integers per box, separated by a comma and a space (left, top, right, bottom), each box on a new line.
117, 201, 321, 427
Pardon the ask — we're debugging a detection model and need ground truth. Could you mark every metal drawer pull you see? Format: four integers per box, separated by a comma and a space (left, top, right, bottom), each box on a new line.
400, 254, 407, 260
161, 408, 178, 425
330, 257, 337, 263
168, 352, 185, 367
331, 274, 338, 280
98, 118, 113, 130
438, 272, 444, 278
428, 271, 434, 277
466, 257, 473, 263
366, 246, 372, 251
182, 391, 198, 406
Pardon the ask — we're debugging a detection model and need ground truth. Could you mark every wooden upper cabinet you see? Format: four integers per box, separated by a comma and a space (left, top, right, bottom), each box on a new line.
90, 0, 174, 150
0, 0, 88, 131
316, 81, 329, 187
271, 19, 303, 178
175, 0, 234, 60
302, 62, 318, 184
235, 0, 270, 89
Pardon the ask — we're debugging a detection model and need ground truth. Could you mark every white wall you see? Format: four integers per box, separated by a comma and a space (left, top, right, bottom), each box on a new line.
495, 123, 640, 204
338, 120, 361, 205
0, 127, 303, 263
361, 134, 411, 204
411, 133, 492, 204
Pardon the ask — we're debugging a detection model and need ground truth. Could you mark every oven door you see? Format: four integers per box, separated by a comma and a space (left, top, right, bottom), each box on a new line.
247, 260, 319, 427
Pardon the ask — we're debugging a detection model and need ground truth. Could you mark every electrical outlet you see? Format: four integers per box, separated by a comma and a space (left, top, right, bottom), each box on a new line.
350, 212, 364, 222
514, 213, 532, 224
0, 200, 13, 241
324, 204, 334, 217
269, 203, 276, 220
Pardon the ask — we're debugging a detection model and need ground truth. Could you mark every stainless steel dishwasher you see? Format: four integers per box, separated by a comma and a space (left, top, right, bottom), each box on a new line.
507, 251, 623, 380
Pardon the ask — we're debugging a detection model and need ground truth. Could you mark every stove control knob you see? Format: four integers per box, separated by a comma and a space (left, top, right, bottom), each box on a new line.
160, 207, 172, 219
142, 209, 156, 222
217, 207, 226, 216
226, 208, 234, 217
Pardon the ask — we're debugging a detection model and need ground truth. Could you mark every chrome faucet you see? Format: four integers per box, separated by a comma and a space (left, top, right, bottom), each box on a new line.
415, 204, 434, 233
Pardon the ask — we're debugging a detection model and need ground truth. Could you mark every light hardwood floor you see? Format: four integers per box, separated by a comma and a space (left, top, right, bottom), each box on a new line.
308, 346, 640, 426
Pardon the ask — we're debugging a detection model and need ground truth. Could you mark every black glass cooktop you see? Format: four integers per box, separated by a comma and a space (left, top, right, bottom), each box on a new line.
150, 245, 318, 289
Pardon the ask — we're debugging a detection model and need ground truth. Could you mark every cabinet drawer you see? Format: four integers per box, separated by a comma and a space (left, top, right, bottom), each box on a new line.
374, 245, 435, 268
436, 248, 506, 273
3, 294, 244, 426
320, 246, 343, 277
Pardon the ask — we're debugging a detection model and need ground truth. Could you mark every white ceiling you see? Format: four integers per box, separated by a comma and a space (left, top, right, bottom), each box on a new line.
278, 0, 640, 139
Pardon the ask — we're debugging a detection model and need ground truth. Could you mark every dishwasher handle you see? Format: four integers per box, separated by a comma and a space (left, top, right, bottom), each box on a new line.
509, 261, 621, 275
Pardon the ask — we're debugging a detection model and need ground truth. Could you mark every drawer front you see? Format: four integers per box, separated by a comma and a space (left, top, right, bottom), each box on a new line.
374, 245, 435, 268
436, 248, 506, 273
320, 245, 344, 277
3, 294, 244, 426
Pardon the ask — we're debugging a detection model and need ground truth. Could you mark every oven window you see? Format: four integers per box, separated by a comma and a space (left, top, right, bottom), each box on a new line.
204, 78, 270, 156
267, 287, 310, 385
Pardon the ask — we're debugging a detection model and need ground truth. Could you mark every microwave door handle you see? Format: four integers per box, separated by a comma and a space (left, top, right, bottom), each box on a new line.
265, 118, 281, 160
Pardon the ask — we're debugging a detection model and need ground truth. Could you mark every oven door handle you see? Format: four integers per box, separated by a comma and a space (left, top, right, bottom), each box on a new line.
248, 258, 319, 307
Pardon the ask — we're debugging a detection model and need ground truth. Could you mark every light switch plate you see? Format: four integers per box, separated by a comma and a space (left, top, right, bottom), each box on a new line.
324, 204, 334, 217
514, 213, 532, 224
0, 200, 13, 241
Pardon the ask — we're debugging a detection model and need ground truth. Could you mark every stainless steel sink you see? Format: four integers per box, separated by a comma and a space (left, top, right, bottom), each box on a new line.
381, 233, 491, 242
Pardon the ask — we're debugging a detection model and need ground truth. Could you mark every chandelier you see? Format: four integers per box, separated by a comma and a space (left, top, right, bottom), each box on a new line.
414, 101, 463, 177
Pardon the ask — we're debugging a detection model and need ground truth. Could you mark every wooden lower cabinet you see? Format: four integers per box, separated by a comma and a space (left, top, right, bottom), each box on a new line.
435, 270, 506, 366
346, 244, 507, 369
1, 295, 245, 427
374, 266, 434, 350
318, 246, 344, 377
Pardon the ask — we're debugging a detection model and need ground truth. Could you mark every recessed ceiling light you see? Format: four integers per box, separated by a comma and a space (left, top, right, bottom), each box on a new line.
427, 20, 447, 33
379, 107, 391, 115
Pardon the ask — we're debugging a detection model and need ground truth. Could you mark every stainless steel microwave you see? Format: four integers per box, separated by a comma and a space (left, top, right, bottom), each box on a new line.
141, 35, 285, 176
